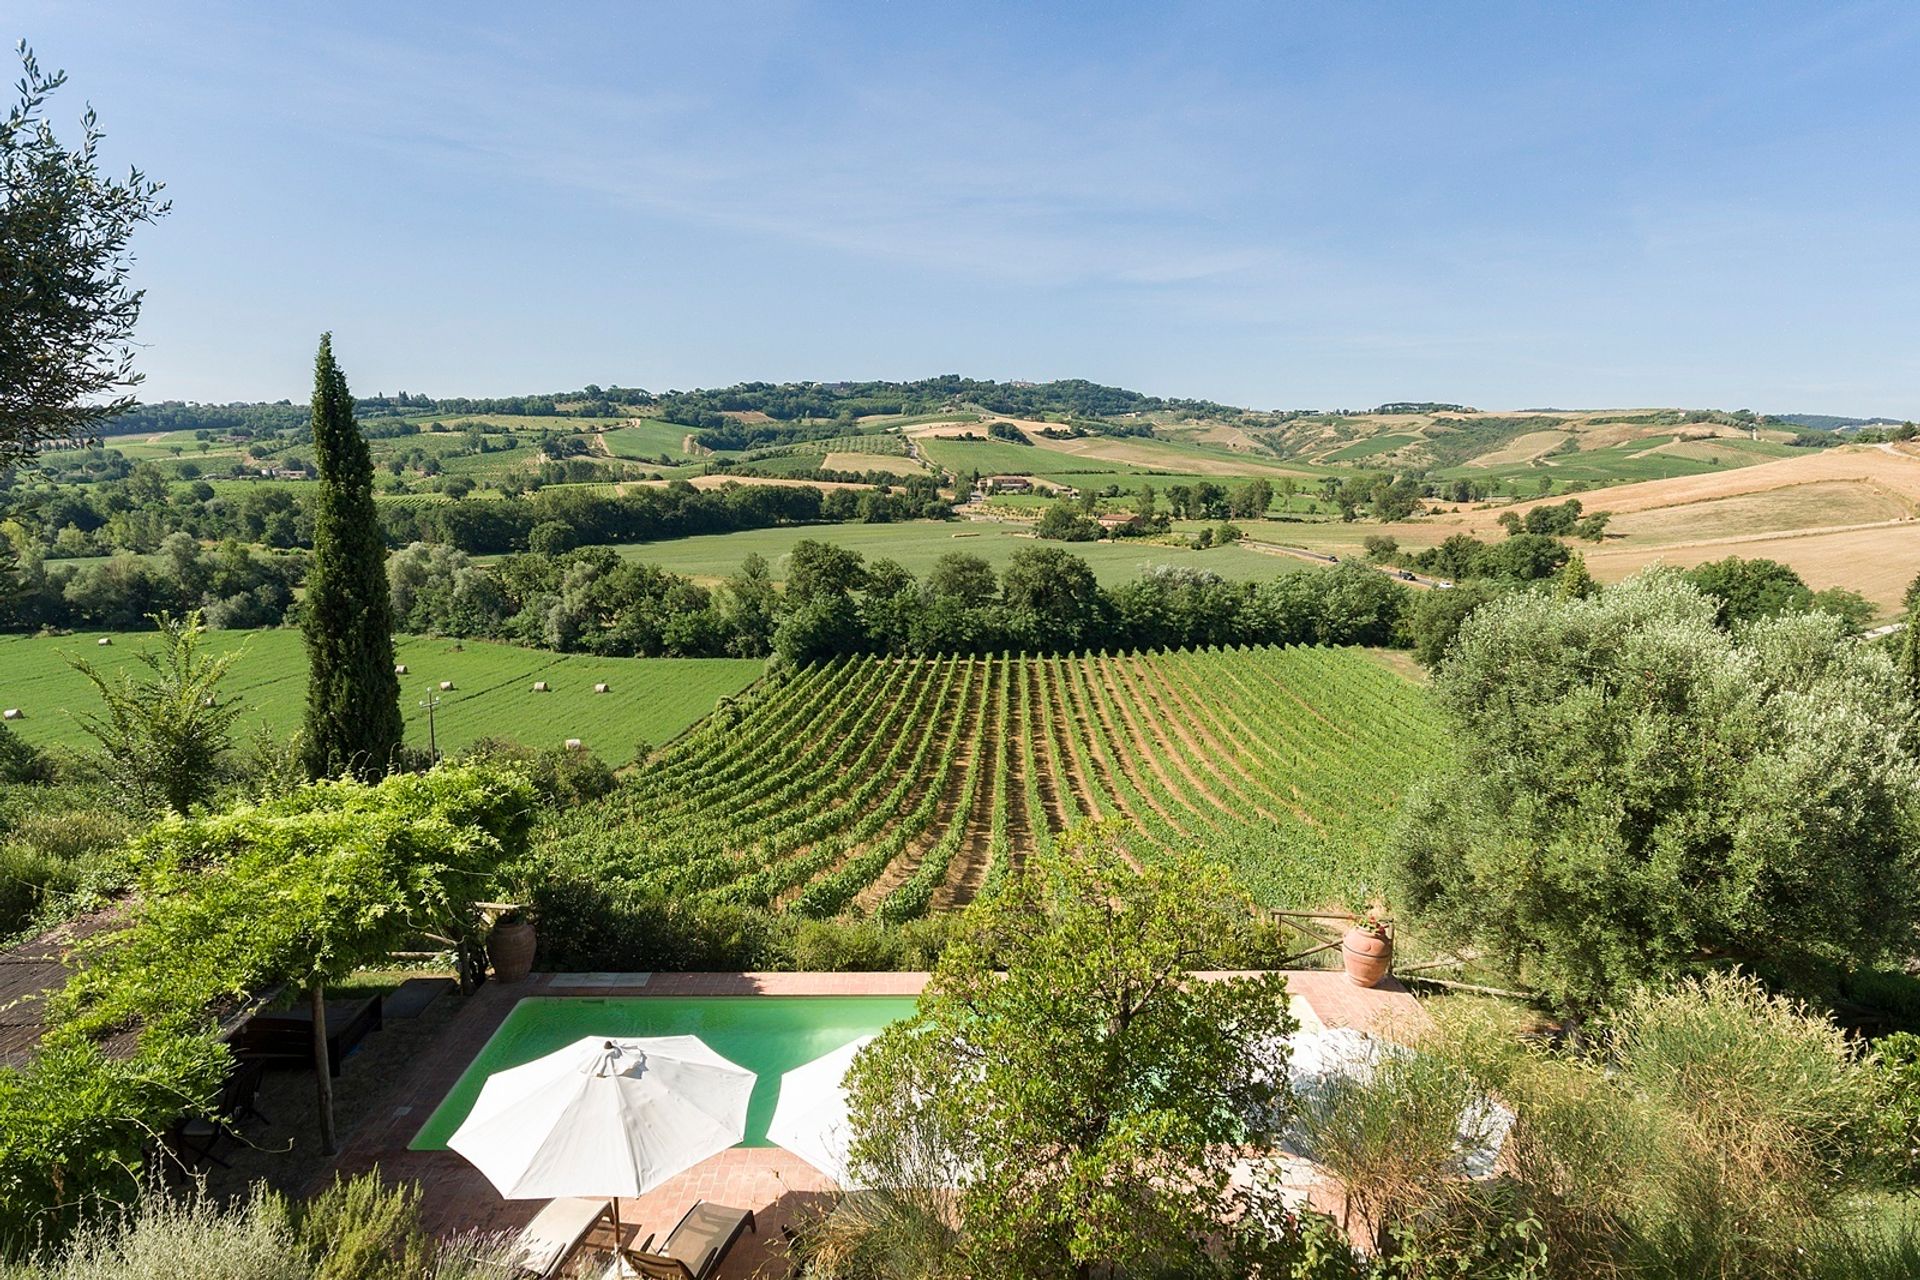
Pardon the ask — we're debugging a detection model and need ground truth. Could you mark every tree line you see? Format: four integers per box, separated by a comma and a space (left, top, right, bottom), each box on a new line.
386, 539, 1417, 661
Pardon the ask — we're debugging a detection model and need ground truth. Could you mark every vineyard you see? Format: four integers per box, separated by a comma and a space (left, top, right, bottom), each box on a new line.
538, 646, 1444, 915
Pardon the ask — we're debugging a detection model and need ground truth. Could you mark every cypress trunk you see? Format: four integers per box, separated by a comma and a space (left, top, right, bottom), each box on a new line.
301, 333, 402, 779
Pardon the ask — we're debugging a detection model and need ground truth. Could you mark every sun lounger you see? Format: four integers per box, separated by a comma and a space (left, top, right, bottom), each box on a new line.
509, 1197, 612, 1278
625, 1201, 757, 1280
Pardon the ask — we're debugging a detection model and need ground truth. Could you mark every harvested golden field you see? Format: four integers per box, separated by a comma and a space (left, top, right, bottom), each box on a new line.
909, 420, 1001, 438
1029, 433, 1305, 477
1465, 430, 1573, 467
1605, 480, 1912, 544
1583, 525, 1918, 611
1447, 446, 1920, 612
1491, 446, 1920, 518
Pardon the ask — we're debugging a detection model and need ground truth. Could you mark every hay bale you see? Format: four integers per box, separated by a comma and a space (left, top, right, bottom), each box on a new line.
203, 696, 216, 707
532, 681, 550, 693
394, 663, 408, 675
1, 709, 19, 721
593, 682, 610, 694
439, 680, 454, 691
96, 636, 112, 646
564, 738, 583, 750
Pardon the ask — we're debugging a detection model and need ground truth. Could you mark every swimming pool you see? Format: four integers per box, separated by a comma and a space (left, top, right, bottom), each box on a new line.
409, 995, 919, 1151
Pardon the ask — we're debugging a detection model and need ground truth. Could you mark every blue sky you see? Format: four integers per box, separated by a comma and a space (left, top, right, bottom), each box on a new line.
15, 2, 1920, 415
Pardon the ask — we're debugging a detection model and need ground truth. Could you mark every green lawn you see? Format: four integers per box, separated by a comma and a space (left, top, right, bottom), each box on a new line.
0, 631, 762, 763
592, 519, 1322, 585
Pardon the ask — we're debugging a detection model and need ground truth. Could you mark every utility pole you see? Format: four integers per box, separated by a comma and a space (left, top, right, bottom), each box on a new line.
419, 690, 440, 762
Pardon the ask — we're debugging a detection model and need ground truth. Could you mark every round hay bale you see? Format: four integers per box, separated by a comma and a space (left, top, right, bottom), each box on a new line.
593, 682, 610, 694
564, 738, 583, 750
1, 709, 19, 721
439, 680, 454, 691
532, 681, 550, 692
395, 663, 409, 675
96, 636, 112, 646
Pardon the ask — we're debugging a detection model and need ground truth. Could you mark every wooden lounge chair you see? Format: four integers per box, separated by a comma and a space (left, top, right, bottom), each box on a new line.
507, 1197, 611, 1279
625, 1201, 757, 1280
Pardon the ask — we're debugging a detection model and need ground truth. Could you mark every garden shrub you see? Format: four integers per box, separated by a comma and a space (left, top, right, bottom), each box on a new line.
295, 1174, 432, 1280
1870, 1031, 1920, 1187
1414, 974, 1898, 1280
0, 1173, 516, 1279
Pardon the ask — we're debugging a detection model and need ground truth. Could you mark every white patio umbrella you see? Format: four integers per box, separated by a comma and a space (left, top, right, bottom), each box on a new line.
448, 1035, 755, 1240
767, 1034, 873, 1187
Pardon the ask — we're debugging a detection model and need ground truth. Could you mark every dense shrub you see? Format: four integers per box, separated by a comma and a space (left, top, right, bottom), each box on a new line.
452, 738, 615, 807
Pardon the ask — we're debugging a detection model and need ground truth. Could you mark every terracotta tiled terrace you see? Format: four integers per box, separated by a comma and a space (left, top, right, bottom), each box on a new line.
325, 969, 1422, 1278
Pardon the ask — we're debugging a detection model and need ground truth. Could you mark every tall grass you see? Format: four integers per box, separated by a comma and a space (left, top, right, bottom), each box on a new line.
0, 1177, 514, 1280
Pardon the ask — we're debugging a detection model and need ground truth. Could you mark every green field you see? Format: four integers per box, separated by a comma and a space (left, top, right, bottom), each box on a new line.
1322, 433, 1418, 461
536, 646, 1442, 918
0, 631, 762, 763
917, 436, 1115, 479
602, 419, 707, 461
590, 520, 1326, 585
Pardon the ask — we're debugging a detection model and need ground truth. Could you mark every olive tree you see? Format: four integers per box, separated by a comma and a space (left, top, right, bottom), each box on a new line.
1392, 569, 1920, 1013
1, 44, 167, 466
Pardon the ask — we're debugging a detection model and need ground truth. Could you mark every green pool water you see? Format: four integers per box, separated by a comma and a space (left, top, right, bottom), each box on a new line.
409, 995, 919, 1151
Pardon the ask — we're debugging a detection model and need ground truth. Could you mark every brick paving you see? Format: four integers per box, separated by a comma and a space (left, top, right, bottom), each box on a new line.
324, 969, 1421, 1278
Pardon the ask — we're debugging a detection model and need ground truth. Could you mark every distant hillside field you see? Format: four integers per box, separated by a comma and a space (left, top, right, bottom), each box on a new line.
1271, 444, 1920, 614
0, 631, 763, 763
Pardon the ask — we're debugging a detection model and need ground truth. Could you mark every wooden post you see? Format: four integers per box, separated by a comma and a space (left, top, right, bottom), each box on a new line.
311, 979, 337, 1155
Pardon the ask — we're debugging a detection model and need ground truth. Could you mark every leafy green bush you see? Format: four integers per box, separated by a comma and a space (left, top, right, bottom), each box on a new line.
1870, 1032, 1920, 1186
452, 738, 615, 806
843, 826, 1301, 1279
0, 726, 51, 785
295, 1174, 432, 1280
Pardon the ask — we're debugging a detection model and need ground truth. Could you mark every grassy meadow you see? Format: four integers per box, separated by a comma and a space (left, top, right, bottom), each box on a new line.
0, 630, 763, 763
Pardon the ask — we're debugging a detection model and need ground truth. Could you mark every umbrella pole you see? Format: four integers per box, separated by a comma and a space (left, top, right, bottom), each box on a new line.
611, 1197, 624, 1253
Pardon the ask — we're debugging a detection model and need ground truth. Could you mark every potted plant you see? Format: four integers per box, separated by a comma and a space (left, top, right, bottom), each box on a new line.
1341, 915, 1393, 988
487, 905, 537, 983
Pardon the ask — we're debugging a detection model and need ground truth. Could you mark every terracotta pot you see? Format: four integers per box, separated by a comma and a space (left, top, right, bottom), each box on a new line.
487, 918, 537, 984
1341, 926, 1393, 988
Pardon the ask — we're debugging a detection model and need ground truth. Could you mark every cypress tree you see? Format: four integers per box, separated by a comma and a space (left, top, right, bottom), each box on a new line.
301, 334, 402, 778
